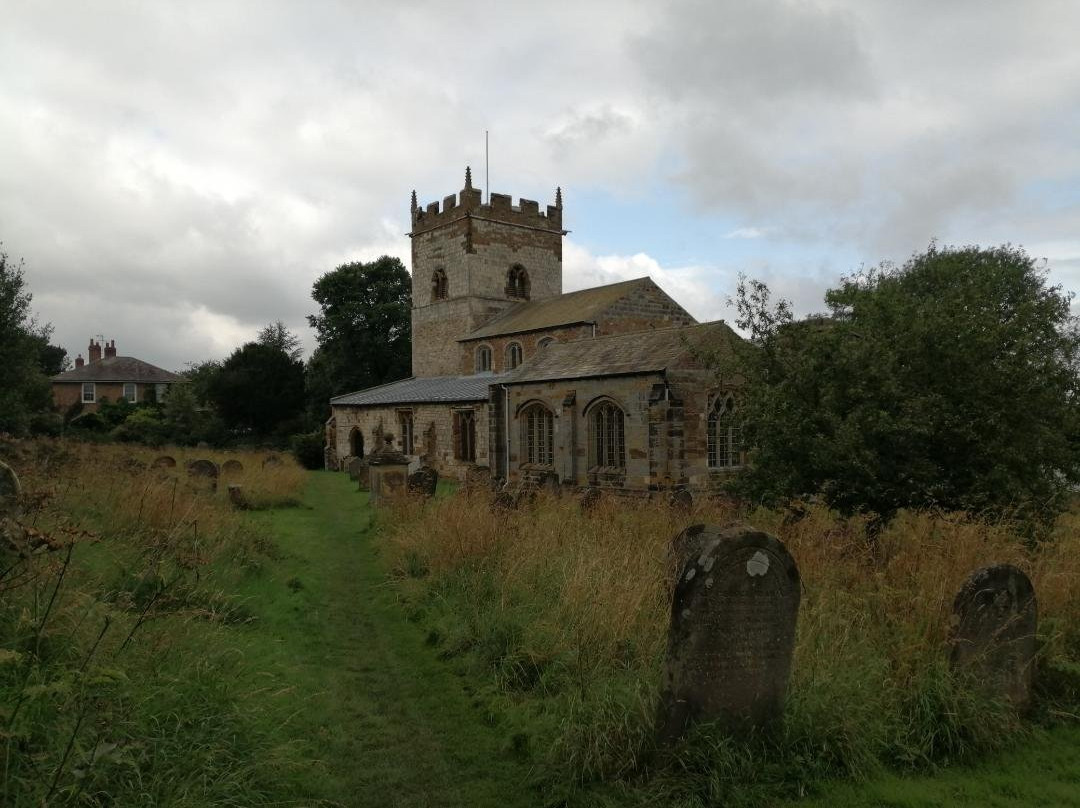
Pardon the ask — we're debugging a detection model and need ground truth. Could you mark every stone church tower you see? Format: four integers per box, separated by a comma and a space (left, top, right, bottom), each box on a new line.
409, 168, 566, 377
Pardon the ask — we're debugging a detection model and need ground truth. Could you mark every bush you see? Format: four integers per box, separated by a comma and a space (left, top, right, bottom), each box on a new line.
290, 430, 324, 469
112, 407, 168, 445
68, 411, 107, 432
28, 411, 62, 437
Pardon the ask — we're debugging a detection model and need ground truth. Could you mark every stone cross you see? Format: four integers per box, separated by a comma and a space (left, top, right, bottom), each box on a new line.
657, 524, 801, 742
950, 564, 1037, 712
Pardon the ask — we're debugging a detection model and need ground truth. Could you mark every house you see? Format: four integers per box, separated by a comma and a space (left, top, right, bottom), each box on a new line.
326, 169, 744, 494
51, 339, 183, 412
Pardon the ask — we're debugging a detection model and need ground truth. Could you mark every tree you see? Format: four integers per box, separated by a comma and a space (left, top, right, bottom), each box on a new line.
0, 247, 53, 434
182, 359, 222, 406
257, 320, 303, 361
306, 255, 411, 420
207, 342, 305, 434
728, 243, 1080, 524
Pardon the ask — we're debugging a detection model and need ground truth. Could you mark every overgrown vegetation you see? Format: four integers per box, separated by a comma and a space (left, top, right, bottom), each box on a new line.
380, 490, 1080, 805
0, 439, 305, 805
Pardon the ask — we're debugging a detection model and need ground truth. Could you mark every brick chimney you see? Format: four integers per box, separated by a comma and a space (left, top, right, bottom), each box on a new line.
75, 354, 84, 369
104, 339, 116, 359
88, 339, 102, 363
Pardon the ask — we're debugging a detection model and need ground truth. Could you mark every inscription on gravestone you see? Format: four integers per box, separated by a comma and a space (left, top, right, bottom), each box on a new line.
658, 525, 801, 742
950, 564, 1037, 712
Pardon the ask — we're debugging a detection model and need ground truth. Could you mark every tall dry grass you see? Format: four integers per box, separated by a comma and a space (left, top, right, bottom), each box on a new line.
380, 488, 1080, 802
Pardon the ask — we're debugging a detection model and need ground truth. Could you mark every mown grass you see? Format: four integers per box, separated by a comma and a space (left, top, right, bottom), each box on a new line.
379, 488, 1080, 805
0, 438, 305, 806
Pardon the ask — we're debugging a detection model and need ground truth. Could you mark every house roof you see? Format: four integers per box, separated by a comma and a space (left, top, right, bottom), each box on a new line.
501, 321, 739, 384
462, 277, 657, 341
52, 356, 183, 384
330, 374, 509, 407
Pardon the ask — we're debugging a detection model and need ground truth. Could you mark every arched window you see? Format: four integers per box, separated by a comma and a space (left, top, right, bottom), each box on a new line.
431, 268, 448, 300
475, 345, 492, 373
708, 393, 742, 469
519, 402, 554, 466
349, 427, 364, 459
589, 400, 625, 469
537, 337, 555, 350
454, 409, 476, 462
506, 265, 530, 299
506, 342, 523, 370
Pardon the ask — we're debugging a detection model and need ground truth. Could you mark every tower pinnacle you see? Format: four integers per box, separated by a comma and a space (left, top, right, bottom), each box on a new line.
464, 165, 473, 190
410, 189, 417, 213
555, 186, 563, 209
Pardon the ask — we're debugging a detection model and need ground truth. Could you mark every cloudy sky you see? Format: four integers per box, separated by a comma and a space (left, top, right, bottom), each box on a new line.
3, 0, 1079, 371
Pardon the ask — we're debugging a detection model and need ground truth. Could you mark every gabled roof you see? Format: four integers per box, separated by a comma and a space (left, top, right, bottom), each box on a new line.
501, 321, 740, 384
462, 277, 658, 341
52, 356, 183, 384
331, 374, 510, 407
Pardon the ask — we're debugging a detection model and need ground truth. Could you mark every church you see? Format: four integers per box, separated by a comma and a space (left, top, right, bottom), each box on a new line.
325, 169, 743, 495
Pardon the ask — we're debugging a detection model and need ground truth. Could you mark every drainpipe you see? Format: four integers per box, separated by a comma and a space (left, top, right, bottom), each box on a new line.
503, 384, 511, 482
589, 320, 597, 338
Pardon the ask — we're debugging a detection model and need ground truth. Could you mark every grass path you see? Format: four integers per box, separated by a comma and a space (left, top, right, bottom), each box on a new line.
236, 471, 536, 808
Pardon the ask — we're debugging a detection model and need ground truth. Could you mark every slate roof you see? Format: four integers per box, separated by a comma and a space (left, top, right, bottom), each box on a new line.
501, 321, 739, 384
331, 374, 509, 407
462, 277, 657, 341
51, 356, 183, 384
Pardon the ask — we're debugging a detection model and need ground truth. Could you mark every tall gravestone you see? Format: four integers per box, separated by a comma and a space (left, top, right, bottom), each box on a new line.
367, 435, 409, 507
950, 564, 1037, 712
658, 525, 801, 742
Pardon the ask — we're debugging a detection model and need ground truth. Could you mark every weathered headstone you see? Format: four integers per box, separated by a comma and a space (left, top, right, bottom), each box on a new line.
367, 434, 409, 507
490, 491, 517, 512
187, 459, 219, 490
227, 484, 249, 510
950, 564, 1038, 712
348, 456, 366, 482
0, 460, 21, 517
408, 465, 438, 499
152, 455, 176, 469
669, 489, 693, 513
464, 464, 491, 492
657, 525, 801, 742
579, 486, 602, 513
221, 459, 244, 477
262, 455, 282, 468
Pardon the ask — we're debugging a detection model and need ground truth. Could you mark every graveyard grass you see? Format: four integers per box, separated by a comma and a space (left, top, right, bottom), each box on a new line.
5, 442, 1080, 806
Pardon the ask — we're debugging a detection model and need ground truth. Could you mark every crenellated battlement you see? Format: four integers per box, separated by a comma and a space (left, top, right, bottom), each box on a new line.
410, 167, 564, 236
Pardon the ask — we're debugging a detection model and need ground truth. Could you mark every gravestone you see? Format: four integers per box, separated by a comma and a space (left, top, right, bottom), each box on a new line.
187, 459, 219, 491
536, 470, 560, 497
348, 456, 367, 481
669, 489, 693, 513
657, 524, 801, 742
408, 465, 439, 499
221, 459, 244, 477
262, 455, 282, 468
950, 564, 1038, 712
491, 491, 517, 512
0, 460, 21, 517
464, 464, 490, 492
367, 435, 409, 507
152, 455, 176, 469
579, 486, 602, 513
227, 484, 249, 510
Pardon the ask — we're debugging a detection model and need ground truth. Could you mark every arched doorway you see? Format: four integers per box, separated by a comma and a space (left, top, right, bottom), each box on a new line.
350, 427, 364, 459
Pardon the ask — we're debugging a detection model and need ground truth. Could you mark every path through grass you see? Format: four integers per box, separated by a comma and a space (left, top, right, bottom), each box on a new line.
236, 471, 535, 807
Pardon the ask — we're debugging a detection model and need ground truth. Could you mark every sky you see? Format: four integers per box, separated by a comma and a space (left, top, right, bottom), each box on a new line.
2, 0, 1079, 372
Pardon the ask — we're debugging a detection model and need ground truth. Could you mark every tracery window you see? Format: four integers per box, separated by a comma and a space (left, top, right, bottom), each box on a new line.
589, 400, 625, 469
475, 345, 492, 373
519, 402, 554, 466
506, 342, 523, 370
398, 410, 414, 454
454, 410, 476, 462
707, 393, 742, 469
506, 265, 530, 299
431, 268, 448, 300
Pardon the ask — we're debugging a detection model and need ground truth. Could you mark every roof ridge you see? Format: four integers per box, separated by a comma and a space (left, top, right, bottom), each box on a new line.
330, 375, 416, 403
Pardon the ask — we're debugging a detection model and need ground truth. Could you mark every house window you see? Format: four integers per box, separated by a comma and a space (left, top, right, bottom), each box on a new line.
506, 342, 522, 370
475, 345, 492, 373
81, 382, 95, 403
589, 400, 625, 469
398, 411, 414, 454
454, 410, 476, 462
123, 383, 137, 403
431, 268, 448, 300
708, 393, 743, 469
519, 402, 554, 466
506, 265, 530, 299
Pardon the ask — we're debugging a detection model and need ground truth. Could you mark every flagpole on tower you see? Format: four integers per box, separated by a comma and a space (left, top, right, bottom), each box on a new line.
485, 129, 489, 203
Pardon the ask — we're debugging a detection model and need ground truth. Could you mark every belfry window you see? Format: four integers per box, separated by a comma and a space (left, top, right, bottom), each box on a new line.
506, 342, 522, 370
475, 345, 492, 373
519, 402, 554, 466
431, 268, 448, 300
506, 265, 530, 299
707, 393, 742, 469
589, 400, 625, 469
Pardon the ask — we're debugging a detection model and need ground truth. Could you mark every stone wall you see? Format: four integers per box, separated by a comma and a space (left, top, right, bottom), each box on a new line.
330, 401, 490, 481
595, 281, 696, 335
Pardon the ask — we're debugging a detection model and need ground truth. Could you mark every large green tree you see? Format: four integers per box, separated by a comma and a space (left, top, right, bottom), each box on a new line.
207, 341, 305, 434
728, 243, 1080, 523
306, 255, 411, 419
0, 247, 55, 433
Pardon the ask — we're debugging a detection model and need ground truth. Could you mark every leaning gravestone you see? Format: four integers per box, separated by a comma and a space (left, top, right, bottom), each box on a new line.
152, 455, 176, 469
408, 465, 438, 499
0, 460, 21, 517
657, 525, 801, 742
950, 564, 1038, 712
221, 459, 244, 477
668, 489, 693, 513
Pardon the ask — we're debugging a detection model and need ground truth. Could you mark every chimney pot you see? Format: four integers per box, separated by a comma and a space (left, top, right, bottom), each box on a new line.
88, 339, 102, 363
104, 339, 117, 359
